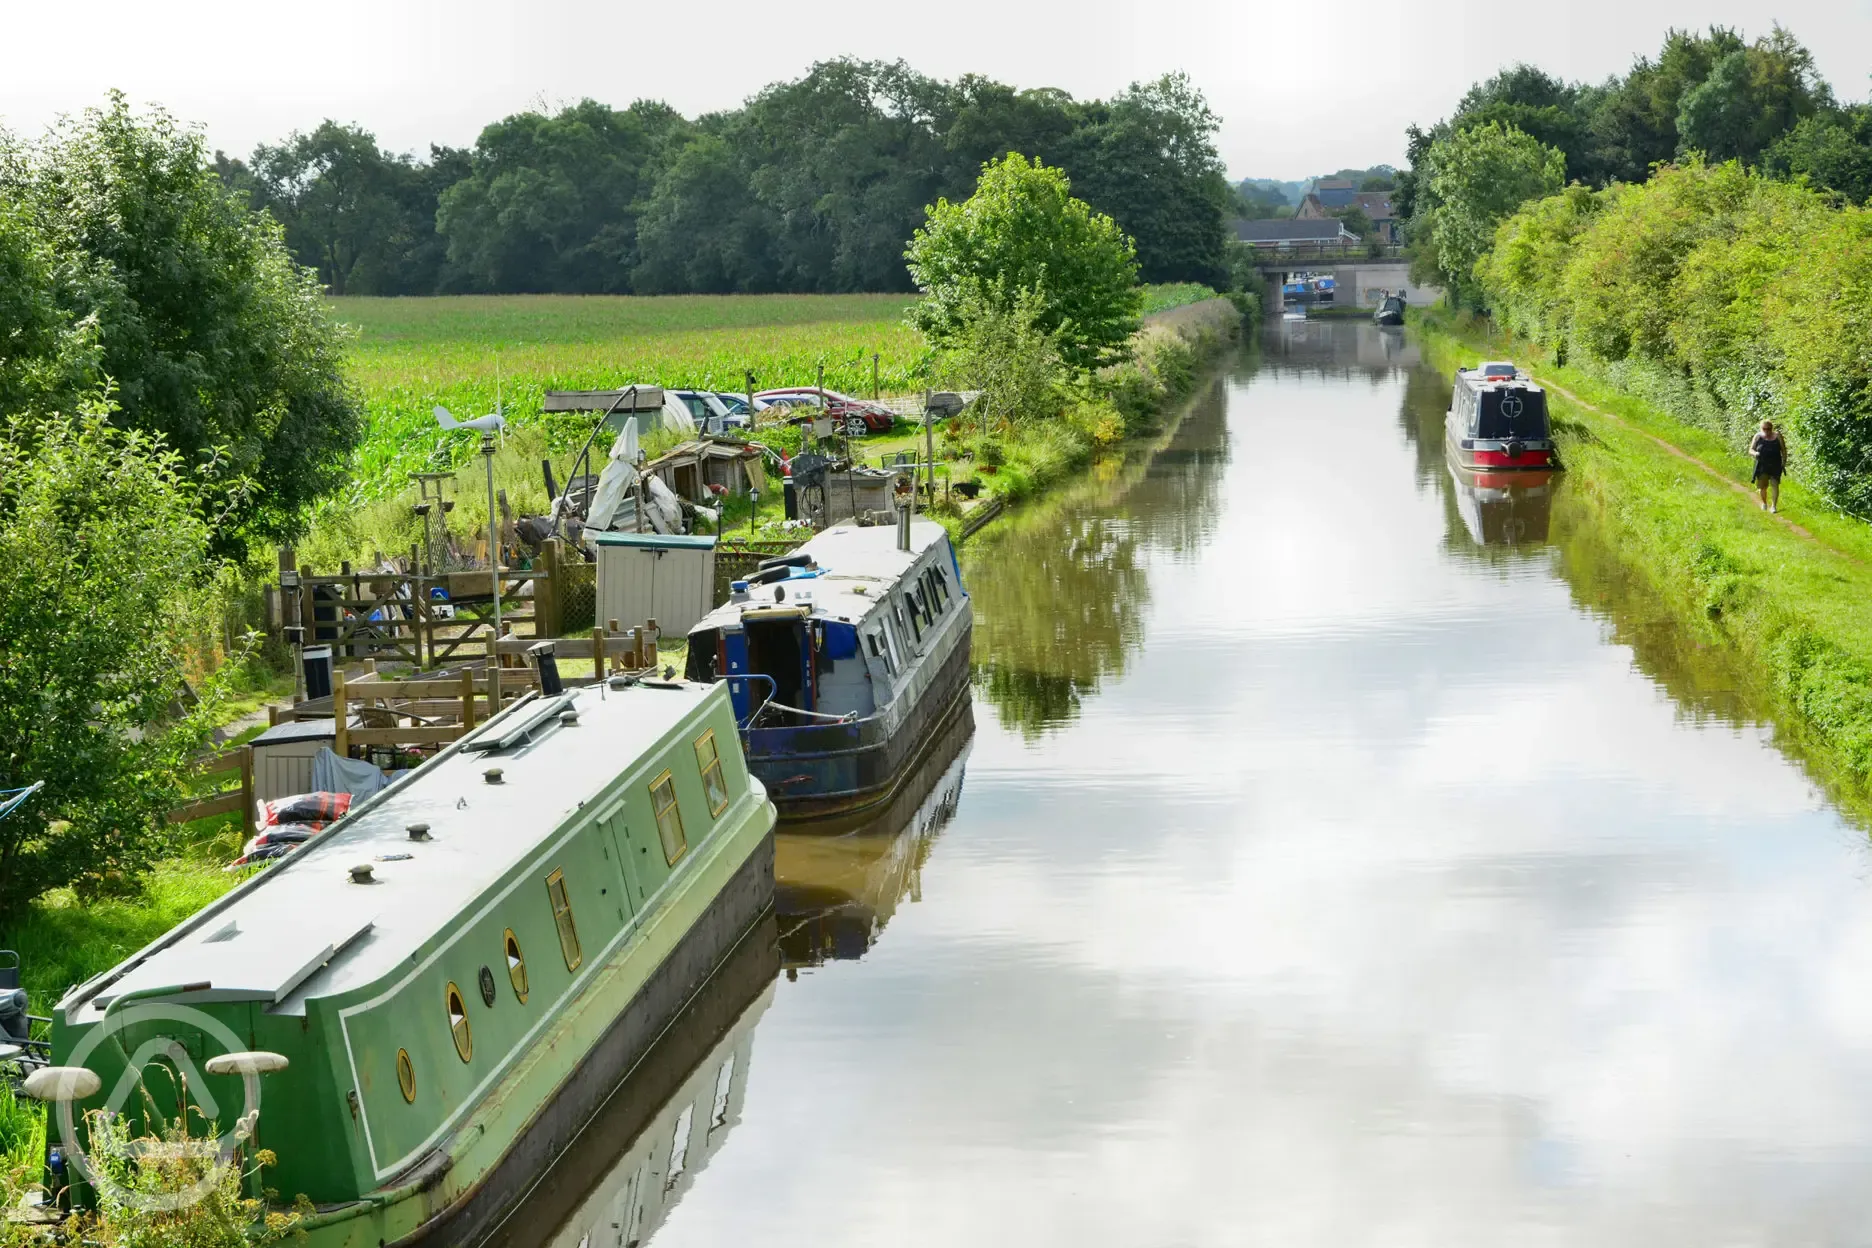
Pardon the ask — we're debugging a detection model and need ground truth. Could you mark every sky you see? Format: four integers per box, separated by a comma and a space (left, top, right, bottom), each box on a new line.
2, 0, 1869, 181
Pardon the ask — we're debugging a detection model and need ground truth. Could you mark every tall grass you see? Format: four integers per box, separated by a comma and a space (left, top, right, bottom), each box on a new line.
325, 294, 926, 502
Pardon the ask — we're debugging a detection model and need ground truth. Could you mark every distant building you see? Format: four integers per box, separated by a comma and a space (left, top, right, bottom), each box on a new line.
1308, 178, 1359, 210
1232, 218, 1360, 250
1294, 189, 1401, 244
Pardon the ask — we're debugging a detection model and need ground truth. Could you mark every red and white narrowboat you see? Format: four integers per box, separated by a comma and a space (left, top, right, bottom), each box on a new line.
1445, 361, 1559, 471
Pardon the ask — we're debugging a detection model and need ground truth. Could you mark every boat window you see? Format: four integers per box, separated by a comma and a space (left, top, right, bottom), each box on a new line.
504, 929, 528, 1003
546, 869, 582, 971
694, 730, 730, 818
1476, 389, 1548, 439
396, 1049, 416, 1103
905, 591, 924, 642
446, 982, 473, 1062
650, 770, 688, 865
866, 631, 894, 676
925, 568, 947, 613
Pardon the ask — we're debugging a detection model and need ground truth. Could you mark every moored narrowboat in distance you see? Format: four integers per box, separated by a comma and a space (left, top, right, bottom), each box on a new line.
1374, 293, 1406, 326
684, 520, 972, 822
1445, 361, 1559, 472
42, 678, 776, 1247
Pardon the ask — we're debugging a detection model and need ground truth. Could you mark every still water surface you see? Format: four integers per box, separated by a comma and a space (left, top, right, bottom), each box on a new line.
554, 322, 1872, 1246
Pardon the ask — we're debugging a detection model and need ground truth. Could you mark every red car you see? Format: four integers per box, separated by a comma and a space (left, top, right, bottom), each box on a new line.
754, 388, 896, 437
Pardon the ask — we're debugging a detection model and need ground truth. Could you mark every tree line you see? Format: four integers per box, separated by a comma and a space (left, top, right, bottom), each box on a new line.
215, 60, 1233, 297
1398, 24, 1867, 306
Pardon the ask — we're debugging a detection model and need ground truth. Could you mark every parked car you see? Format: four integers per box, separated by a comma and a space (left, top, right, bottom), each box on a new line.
669, 389, 748, 434
710, 393, 752, 418
753, 388, 896, 436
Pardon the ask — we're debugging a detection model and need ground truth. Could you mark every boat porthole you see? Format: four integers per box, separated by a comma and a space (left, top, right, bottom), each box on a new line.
446, 982, 473, 1062
505, 929, 529, 1003
478, 965, 497, 1008
396, 1049, 416, 1103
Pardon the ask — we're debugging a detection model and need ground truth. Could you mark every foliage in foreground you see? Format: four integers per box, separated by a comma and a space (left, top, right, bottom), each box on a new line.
2, 93, 362, 549
1479, 159, 1872, 515
0, 412, 224, 923
907, 153, 1143, 373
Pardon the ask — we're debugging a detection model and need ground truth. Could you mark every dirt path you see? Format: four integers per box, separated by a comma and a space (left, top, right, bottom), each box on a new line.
1531, 373, 1849, 558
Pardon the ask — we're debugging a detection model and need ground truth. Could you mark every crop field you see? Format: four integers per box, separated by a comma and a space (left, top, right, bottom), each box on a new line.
327, 294, 924, 499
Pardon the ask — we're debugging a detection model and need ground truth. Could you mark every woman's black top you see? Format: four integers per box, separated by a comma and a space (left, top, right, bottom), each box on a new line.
1752, 433, 1784, 478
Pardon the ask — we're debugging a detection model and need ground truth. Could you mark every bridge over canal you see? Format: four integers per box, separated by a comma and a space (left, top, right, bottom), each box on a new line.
1244, 246, 1442, 308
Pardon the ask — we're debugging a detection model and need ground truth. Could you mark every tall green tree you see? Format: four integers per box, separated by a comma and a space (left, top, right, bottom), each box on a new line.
1675, 27, 1830, 164
1767, 106, 1872, 203
1422, 122, 1566, 308
906, 153, 1142, 372
437, 99, 693, 292
1055, 73, 1231, 286
0, 409, 215, 919
7, 94, 362, 546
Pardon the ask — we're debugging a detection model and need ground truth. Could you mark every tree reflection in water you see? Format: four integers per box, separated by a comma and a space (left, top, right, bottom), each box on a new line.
966, 367, 1235, 737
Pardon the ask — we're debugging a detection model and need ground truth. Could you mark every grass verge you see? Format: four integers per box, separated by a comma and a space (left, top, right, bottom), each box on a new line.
1416, 308, 1872, 817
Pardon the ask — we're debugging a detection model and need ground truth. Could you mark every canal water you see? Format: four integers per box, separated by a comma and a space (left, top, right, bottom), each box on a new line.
544, 322, 1872, 1246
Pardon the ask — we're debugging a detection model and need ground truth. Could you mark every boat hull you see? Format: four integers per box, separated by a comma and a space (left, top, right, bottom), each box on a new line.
293, 823, 775, 1248
1444, 431, 1557, 471
746, 620, 974, 823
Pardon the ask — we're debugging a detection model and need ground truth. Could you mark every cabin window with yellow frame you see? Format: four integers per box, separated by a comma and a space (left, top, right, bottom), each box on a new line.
651, 770, 688, 864
694, 731, 730, 817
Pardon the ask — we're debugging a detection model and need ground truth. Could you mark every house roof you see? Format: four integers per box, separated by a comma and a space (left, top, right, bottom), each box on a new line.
1233, 218, 1358, 243
1313, 186, 1358, 209
1353, 191, 1397, 220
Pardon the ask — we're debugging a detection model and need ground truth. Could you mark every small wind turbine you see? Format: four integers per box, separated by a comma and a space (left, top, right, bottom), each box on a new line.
433, 359, 507, 441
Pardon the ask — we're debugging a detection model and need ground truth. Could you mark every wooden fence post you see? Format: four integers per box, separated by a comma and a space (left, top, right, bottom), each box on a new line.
461, 668, 477, 731
239, 748, 255, 838
592, 626, 605, 681
538, 538, 562, 639
333, 670, 349, 760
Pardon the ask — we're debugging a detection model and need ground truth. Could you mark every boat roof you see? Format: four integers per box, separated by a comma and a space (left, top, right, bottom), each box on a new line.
689, 520, 953, 635
1457, 364, 1542, 392
62, 680, 721, 1019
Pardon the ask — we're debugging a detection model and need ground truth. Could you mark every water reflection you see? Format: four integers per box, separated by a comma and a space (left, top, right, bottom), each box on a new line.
966, 374, 1233, 737
775, 705, 974, 967
488, 918, 777, 1248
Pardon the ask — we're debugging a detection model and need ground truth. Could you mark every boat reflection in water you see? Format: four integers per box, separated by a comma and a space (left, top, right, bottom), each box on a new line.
1447, 458, 1558, 546
776, 701, 974, 968
480, 916, 778, 1248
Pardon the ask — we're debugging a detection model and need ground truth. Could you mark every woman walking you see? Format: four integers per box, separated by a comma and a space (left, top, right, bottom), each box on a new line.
1750, 420, 1785, 513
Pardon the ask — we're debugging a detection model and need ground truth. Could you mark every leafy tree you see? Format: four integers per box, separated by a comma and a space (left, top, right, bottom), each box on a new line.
251, 122, 407, 295
1766, 107, 1872, 203
7, 94, 362, 547
633, 132, 776, 293
1055, 74, 1231, 286
906, 153, 1141, 372
0, 409, 217, 920
1676, 27, 1829, 164
1331, 206, 1374, 238
1422, 122, 1565, 307
437, 99, 694, 292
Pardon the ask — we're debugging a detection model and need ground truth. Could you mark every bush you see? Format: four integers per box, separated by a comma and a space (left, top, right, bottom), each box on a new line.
0, 409, 224, 921
1479, 159, 1872, 515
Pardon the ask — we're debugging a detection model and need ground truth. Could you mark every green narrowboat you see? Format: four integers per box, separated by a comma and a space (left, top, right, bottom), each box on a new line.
43, 677, 774, 1246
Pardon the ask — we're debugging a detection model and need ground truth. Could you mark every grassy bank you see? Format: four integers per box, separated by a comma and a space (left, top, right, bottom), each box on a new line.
933, 296, 1246, 532
1415, 308, 1872, 817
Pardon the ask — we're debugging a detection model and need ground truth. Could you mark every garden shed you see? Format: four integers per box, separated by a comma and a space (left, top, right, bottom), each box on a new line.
594, 532, 719, 636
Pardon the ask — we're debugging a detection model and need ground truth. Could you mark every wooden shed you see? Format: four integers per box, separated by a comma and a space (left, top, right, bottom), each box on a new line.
593, 532, 719, 637
249, 718, 337, 803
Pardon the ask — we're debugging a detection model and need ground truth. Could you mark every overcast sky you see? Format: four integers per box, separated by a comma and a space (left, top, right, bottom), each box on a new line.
3, 0, 1869, 181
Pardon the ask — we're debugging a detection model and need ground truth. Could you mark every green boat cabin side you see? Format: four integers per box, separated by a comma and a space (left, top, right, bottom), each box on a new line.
51, 682, 759, 1206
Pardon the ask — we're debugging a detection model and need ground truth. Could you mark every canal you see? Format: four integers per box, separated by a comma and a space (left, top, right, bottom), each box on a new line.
538, 321, 1872, 1245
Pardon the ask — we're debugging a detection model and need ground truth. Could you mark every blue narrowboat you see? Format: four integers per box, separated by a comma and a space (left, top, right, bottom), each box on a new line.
683, 521, 972, 821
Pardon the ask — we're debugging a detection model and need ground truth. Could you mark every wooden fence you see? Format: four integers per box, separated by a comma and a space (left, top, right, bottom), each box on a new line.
166, 745, 254, 837
712, 538, 807, 602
